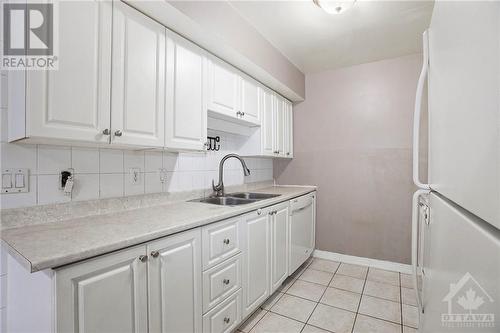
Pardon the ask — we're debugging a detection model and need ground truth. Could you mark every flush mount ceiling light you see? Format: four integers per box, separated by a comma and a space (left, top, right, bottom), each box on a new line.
313, 0, 356, 15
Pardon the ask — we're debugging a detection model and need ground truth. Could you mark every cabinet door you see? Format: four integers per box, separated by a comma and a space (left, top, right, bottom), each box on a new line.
240, 76, 260, 125
148, 228, 202, 333
271, 203, 289, 293
165, 32, 207, 151
56, 246, 148, 333
274, 95, 286, 157
284, 100, 294, 158
207, 58, 240, 118
27, 0, 112, 143
241, 209, 270, 318
260, 89, 275, 156
111, 2, 165, 147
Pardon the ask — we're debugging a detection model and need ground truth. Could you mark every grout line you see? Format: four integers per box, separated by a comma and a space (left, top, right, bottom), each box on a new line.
350, 266, 369, 333
299, 261, 340, 332
400, 273, 404, 332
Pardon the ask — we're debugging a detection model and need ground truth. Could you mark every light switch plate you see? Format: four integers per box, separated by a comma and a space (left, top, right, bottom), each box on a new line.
2, 168, 29, 193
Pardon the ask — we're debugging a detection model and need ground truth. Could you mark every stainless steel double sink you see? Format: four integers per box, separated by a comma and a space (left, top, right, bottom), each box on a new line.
192, 192, 281, 206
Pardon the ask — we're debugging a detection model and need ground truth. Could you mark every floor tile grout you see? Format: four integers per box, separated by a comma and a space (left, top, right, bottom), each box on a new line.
242, 258, 418, 333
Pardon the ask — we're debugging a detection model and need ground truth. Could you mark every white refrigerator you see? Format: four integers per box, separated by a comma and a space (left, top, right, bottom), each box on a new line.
412, 1, 500, 332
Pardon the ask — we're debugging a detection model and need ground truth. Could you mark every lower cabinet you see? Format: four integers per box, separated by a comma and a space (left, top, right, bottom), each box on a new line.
240, 208, 271, 318
56, 245, 149, 333
148, 229, 202, 333
54, 192, 315, 333
270, 202, 289, 293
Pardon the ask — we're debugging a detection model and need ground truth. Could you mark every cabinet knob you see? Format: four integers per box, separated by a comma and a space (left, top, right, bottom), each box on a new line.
257, 209, 262, 215
236, 111, 242, 117
151, 251, 159, 258
223, 317, 230, 324
286, 152, 290, 156
138, 255, 148, 263
102, 129, 110, 135
223, 238, 230, 245
114, 130, 123, 137
223, 278, 230, 285
241, 112, 245, 116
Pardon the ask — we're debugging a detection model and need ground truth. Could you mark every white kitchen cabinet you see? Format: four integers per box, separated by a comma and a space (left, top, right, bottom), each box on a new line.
111, 1, 165, 148
148, 228, 202, 333
240, 208, 271, 318
260, 88, 276, 156
284, 100, 294, 158
240, 75, 261, 125
289, 193, 316, 275
56, 245, 148, 333
206, 57, 262, 127
202, 289, 242, 333
165, 32, 207, 151
10, 0, 112, 144
207, 58, 241, 119
274, 95, 286, 157
270, 202, 289, 293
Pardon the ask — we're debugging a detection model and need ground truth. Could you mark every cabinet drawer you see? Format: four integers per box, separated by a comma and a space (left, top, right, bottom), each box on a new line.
202, 218, 241, 270
290, 192, 315, 211
203, 254, 241, 313
202, 289, 241, 333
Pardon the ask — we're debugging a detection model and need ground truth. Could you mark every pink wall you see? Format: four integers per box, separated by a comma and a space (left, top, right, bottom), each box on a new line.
274, 54, 427, 264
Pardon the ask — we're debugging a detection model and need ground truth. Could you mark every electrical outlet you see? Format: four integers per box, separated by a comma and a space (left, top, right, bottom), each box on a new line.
129, 168, 141, 184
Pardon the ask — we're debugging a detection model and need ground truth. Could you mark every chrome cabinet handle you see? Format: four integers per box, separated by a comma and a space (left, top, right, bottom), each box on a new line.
151, 251, 159, 258
236, 111, 242, 117
223, 278, 230, 285
114, 130, 123, 137
223, 238, 230, 245
223, 317, 230, 324
102, 129, 110, 135
138, 255, 148, 263
241, 112, 245, 116
257, 209, 262, 215
287, 152, 290, 156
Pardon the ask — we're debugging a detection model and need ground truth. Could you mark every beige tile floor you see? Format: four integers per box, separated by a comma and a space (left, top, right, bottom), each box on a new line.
237, 258, 419, 333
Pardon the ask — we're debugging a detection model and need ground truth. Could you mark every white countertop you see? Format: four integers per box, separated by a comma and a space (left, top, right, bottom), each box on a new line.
2, 186, 316, 272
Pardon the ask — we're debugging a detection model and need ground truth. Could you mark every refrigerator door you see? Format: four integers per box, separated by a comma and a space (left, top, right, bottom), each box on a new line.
428, 1, 500, 229
421, 193, 500, 332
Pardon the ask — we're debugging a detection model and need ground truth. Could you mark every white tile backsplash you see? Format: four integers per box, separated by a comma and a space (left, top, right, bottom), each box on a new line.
72, 147, 99, 174
72, 174, 99, 201
37, 175, 71, 205
1, 132, 273, 208
145, 151, 162, 172
99, 149, 124, 173
99, 174, 124, 199
37, 145, 71, 175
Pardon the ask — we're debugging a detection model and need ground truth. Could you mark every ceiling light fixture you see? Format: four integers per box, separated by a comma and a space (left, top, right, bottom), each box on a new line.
313, 0, 356, 15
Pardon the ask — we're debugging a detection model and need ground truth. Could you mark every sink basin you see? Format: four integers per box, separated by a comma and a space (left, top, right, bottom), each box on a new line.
193, 196, 258, 206
226, 192, 281, 200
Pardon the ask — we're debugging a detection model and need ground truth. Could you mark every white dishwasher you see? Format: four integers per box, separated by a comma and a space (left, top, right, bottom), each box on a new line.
289, 192, 316, 275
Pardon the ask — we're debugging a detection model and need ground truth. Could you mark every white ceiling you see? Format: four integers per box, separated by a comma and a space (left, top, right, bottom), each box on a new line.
229, 0, 434, 74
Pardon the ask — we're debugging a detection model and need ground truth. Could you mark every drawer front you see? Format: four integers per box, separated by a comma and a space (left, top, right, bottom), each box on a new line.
202, 217, 241, 270
290, 192, 315, 211
202, 289, 241, 333
203, 254, 241, 313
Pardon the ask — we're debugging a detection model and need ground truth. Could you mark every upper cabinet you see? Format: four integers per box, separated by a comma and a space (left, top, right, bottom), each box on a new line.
13, 0, 113, 144
207, 57, 261, 127
111, 1, 165, 148
165, 32, 207, 151
8, 0, 292, 158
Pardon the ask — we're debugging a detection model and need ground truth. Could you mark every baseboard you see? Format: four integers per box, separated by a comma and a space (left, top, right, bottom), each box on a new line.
313, 249, 413, 274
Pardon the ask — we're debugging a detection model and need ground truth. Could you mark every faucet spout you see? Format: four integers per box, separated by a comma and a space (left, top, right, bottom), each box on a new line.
212, 154, 251, 196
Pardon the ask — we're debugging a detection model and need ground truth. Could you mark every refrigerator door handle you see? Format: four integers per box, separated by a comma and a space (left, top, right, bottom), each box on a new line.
413, 30, 431, 190
412, 189, 430, 314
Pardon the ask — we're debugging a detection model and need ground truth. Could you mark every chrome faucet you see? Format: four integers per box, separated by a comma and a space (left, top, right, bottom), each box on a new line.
212, 154, 251, 196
